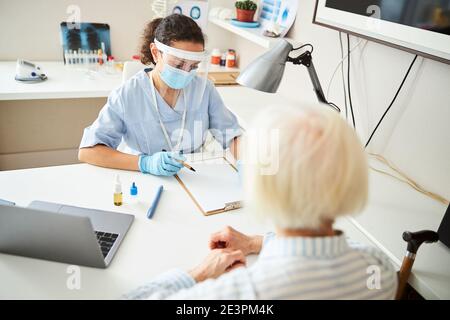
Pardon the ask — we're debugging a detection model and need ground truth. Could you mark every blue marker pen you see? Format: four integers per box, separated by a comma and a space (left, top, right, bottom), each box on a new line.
147, 185, 164, 219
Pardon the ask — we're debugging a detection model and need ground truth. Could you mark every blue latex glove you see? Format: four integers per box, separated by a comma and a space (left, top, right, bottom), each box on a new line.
138, 152, 186, 176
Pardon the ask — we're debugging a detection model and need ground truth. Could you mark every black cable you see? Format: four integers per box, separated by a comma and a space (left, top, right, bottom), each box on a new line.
365, 54, 418, 148
328, 102, 341, 113
347, 34, 356, 129
292, 43, 313, 53
339, 32, 348, 121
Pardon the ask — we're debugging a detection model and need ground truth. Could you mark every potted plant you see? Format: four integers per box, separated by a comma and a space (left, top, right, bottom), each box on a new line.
235, 0, 257, 22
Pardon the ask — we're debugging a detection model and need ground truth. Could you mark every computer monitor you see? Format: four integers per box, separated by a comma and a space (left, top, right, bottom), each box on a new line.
313, 0, 450, 64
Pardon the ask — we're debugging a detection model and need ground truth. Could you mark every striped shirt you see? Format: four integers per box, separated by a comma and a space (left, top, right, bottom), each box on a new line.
124, 232, 398, 300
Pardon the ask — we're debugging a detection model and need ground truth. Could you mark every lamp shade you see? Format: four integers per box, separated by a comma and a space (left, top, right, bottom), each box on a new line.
236, 39, 293, 93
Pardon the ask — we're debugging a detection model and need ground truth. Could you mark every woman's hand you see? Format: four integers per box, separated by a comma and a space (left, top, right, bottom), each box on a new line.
188, 249, 246, 283
138, 151, 186, 176
209, 226, 263, 256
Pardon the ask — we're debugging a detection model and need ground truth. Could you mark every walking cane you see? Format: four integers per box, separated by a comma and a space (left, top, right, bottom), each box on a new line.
396, 230, 439, 299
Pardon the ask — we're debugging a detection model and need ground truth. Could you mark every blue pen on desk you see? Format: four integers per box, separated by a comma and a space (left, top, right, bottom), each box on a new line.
147, 185, 164, 219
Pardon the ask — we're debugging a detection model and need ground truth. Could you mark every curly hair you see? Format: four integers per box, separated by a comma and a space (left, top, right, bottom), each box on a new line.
140, 14, 205, 65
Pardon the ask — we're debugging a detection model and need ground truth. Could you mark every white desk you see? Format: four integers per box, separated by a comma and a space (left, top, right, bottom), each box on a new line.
0, 162, 269, 299
0, 86, 448, 299
0, 160, 395, 299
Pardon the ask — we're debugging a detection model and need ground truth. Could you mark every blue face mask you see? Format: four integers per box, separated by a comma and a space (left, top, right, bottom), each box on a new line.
160, 64, 196, 89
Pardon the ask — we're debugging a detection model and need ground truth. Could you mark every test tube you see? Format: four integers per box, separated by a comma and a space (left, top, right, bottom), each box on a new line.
64, 50, 69, 65
68, 50, 74, 65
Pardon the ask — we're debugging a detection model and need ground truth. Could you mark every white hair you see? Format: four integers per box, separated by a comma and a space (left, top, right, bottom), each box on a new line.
242, 103, 368, 230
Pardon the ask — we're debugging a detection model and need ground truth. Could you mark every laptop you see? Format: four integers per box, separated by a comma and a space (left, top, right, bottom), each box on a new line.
0, 201, 134, 268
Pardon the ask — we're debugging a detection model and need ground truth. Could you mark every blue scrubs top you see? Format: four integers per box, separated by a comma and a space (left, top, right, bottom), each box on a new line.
80, 69, 242, 155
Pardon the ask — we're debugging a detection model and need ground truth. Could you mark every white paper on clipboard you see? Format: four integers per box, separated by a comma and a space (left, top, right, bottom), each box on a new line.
175, 157, 242, 215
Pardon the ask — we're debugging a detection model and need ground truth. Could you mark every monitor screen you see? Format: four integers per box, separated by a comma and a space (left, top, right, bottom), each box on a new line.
314, 0, 450, 63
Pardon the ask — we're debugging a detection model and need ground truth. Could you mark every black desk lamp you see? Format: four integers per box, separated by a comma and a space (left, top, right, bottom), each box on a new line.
236, 39, 339, 111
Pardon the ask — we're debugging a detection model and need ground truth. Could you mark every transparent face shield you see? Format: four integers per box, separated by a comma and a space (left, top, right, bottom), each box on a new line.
153, 38, 210, 101
150, 39, 211, 152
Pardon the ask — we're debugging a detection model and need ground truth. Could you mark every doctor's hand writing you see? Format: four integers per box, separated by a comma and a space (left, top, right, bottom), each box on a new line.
188, 248, 246, 283
209, 226, 263, 256
138, 151, 186, 176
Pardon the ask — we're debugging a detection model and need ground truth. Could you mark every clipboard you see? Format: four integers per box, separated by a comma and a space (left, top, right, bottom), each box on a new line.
175, 157, 242, 216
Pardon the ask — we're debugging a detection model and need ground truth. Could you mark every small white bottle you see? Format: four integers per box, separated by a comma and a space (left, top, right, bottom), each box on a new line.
101, 42, 107, 66
64, 50, 69, 65
66, 50, 73, 65
73, 50, 79, 65
114, 174, 123, 206
91, 50, 96, 64
70, 50, 75, 65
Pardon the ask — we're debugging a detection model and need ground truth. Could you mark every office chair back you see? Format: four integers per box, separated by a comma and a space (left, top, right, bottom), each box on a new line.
122, 61, 147, 83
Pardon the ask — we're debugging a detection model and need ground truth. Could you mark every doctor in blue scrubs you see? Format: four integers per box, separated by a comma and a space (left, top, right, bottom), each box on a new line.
78, 14, 242, 176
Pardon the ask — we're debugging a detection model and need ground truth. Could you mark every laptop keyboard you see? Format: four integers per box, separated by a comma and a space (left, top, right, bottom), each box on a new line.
95, 231, 119, 258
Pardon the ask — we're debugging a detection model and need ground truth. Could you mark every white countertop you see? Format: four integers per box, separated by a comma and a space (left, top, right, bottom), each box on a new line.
0, 61, 122, 100
0, 61, 240, 101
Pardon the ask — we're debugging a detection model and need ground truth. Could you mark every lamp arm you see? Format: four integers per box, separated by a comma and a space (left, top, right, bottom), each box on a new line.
287, 51, 328, 105
306, 60, 328, 104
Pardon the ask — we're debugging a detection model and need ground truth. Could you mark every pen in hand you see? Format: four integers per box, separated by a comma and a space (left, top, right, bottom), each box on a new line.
162, 149, 196, 172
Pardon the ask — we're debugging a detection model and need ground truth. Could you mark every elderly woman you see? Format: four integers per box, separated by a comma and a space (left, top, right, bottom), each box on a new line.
124, 103, 397, 300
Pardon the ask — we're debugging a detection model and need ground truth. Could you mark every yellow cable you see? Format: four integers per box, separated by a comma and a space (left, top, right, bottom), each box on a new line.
369, 153, 449, 206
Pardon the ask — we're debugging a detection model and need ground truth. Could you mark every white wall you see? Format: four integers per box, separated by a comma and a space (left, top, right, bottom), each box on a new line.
0, 0, 229, 61
228, 0, 450, 201
0, 0, 151, 61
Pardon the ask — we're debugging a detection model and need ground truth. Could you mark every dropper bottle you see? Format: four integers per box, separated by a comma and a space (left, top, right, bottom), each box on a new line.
130, 182, 138, 205
114, 174, 123, 206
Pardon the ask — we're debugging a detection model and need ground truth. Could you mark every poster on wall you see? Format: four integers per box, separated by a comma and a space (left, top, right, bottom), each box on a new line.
60, 22, 111, 63
258, 0, 298, 37
172, 0, 209, 30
